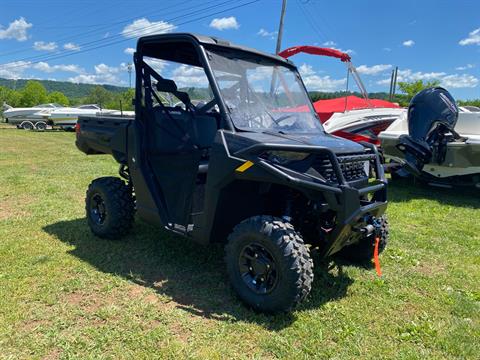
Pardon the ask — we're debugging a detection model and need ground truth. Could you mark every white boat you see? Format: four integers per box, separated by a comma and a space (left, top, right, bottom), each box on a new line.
49, 104, 134, 128
379, 88, 480, 187
323, 106, 406, 143
3, 103, 65, 129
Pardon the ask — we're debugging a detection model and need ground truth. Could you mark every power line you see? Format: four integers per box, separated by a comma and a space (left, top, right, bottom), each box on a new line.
0, 0, 198, 58
296, 0, 327, 43
0, 0, 237, 64
1, 0, 260, 71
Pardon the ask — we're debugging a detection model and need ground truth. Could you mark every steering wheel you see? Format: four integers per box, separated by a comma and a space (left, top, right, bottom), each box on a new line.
196, 98, 218, 115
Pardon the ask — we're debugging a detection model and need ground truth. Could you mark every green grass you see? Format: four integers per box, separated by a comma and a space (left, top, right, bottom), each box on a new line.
0, 127, 478, 359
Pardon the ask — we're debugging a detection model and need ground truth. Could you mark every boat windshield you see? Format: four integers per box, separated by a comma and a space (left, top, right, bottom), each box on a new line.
77, 105, 100, 109
37, 103, 62, 108
207, 48, 323, 133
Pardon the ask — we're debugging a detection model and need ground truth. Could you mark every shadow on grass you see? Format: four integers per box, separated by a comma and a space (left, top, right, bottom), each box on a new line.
44, 218, 354, 330
388, 177, 480, 209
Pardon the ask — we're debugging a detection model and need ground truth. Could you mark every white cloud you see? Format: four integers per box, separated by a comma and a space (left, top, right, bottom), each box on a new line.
69, 63, 128, 85
377, 69, 446, 85
0, 61, 31, 78
0, 17, 32, 41
332, 47, 355, 55
299, 64, 346, 92
257, 28, 277, 39
459, 28, 480, 46
0, 60, 84, 79
209, 16, 239, 31
33, 62, 83, 74
33, 41, 57, 51
322, 41, 337, 47
171, 65, 208, 88
383, 47, 392, 52
63, 42, 80, 51
441, 74, 479, 88
298, 64, 316, 77
455, 64, 475, 71
377, 68, 479, 89
124, 47, 135, 55
68, 74, 98, 84
356, 64, 392, 75
122, 18, 176, 38
402, 40, 415, 47
145, 58, 167, 74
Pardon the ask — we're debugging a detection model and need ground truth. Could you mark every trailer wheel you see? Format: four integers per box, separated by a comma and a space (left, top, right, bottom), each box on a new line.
35, 121, 47, 131
21, 121, 34, 130
85, 177, 135, 239
338, 215, 389, 263
225, 216, 313, 313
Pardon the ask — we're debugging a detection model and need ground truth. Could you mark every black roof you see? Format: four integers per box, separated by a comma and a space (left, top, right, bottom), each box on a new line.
136, 33, 293, 67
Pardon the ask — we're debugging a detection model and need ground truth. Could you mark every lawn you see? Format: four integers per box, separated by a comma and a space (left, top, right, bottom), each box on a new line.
0, 127, 478, 359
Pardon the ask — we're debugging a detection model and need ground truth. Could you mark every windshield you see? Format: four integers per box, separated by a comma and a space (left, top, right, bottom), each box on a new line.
208, 48, 323, 133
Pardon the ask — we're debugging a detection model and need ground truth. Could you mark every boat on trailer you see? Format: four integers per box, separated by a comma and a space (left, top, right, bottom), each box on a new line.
3, 103, 65, 130
49, 104, 134, 129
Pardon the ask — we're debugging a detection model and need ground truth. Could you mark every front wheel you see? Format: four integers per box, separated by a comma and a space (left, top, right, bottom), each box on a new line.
225, 216, 314, 313
85, 177, 135, 239
21, 121, 34, 130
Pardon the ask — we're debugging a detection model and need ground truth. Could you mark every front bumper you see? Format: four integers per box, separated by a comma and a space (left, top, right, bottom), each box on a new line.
235, 141, 388, 256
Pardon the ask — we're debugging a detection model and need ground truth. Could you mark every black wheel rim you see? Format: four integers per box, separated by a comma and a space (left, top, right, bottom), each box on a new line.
90, 193, 106, 225
238, 243, 278, 294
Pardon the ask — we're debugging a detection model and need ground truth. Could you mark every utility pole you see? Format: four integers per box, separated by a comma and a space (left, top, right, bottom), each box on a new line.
389, 69, 395, 101
275, 0, 287, 54
127, 63, 133, 88
271, 0, 287, 94
392, 66, 398, 100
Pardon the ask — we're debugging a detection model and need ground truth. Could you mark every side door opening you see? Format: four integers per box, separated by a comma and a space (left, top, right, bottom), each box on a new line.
138, 47, 220, 230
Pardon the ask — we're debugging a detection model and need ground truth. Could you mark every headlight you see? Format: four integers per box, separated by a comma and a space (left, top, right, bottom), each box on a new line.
261, 151, 311, 165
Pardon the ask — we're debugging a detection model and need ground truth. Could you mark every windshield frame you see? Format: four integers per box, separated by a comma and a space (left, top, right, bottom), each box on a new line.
204, 45, 323, 134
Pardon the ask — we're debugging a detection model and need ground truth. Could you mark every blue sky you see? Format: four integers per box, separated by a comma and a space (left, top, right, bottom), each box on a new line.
1, 0, 479, 99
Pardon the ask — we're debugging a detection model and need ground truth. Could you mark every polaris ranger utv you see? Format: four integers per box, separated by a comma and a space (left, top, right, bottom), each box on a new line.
76, 33, 389, 313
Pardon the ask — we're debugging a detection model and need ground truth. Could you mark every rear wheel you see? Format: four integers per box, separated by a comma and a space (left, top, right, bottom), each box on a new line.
225, 216, 313, 313
338, 215, 389, 262
35, 121, 47, 131
85, 177, 135, 239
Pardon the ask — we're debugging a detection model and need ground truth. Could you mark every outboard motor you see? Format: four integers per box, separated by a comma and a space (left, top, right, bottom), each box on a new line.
396, 87, 459, 175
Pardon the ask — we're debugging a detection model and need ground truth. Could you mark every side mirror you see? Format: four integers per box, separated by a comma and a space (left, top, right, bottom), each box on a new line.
131, 98, 135, 106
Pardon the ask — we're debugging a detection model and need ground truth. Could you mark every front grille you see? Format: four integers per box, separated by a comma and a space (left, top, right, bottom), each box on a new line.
312, 152, 375, 183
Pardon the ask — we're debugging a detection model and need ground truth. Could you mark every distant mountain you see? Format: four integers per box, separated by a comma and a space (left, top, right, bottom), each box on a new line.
0, 78, 128, 99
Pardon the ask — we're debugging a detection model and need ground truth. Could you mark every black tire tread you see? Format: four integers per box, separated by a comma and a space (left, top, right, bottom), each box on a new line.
225, 215, 314, 312
85, 177, 135, 239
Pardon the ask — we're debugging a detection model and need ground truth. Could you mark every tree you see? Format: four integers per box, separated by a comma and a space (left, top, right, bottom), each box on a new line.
85, 86, 112, 108
397, 80, 441, 102
0, 86, 21, 108
19, 81, 48, 107
48, 91, 70, 106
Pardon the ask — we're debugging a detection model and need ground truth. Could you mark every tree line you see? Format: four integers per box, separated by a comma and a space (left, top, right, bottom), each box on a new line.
1, 80, 135, 113
1, 79, 479, 119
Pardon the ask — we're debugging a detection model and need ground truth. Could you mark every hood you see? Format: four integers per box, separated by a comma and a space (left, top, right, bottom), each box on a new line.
237, 130, 365, 154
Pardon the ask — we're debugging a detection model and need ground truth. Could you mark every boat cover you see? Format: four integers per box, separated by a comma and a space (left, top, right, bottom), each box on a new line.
279, 45, 351, 62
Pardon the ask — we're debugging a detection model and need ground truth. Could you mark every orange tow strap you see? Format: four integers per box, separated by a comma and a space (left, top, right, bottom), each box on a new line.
373, 236, 382, 277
